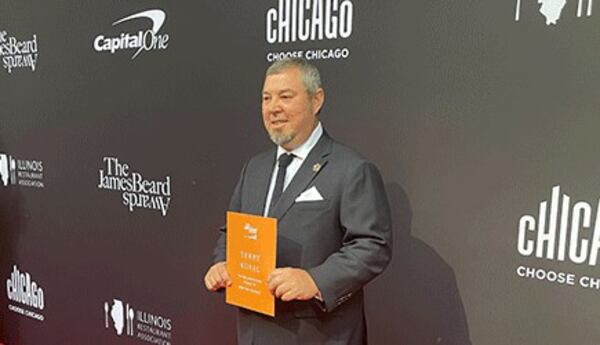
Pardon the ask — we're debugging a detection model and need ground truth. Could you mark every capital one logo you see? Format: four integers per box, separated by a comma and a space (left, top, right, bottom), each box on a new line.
104, 299, 134, 336
515, 0, 593, 25
93, 9, 170, 60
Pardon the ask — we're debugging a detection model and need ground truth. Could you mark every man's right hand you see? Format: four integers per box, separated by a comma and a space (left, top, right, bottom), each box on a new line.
204, 261, 232, 291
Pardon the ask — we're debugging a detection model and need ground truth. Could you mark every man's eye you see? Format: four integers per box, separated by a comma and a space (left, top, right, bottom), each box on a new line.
263, 96, 271, 101
281, 95, 291, 99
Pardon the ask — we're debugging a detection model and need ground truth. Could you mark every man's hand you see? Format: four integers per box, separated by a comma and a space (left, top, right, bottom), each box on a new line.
204, 261, 231, 291
267, 268, 320, 301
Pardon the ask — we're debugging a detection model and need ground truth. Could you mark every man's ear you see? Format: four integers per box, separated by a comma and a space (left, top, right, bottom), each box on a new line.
312, 88, 325, 115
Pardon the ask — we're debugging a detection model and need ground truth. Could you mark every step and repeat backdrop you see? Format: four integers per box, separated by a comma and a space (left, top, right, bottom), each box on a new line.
1, 1, 599, 344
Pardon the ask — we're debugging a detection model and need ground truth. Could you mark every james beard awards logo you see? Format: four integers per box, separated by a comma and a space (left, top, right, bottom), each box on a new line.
515, 0, 594, 25
0, 30, 38, 73
104, 298, 173, 344
0, 153, 45, 188
516, 185, 600, 291
6, 264, 45, 322
94, 9, 170, 60
265, 0, 354, 62
98, 157, 172, 216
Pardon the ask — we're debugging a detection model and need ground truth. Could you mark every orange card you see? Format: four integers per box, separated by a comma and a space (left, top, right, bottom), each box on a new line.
226, 211, 277, 317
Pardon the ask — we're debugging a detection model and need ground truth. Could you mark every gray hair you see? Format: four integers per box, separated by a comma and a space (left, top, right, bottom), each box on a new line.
266, 58, 322, 97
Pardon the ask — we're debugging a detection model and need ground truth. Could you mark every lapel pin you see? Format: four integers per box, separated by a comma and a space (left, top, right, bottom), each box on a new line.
312, 163, 321, 173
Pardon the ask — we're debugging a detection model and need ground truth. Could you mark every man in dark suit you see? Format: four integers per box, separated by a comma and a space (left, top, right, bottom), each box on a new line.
204, 58, 392, 345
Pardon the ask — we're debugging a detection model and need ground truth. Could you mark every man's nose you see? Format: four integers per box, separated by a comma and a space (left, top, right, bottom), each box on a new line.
267, 97, 283, 114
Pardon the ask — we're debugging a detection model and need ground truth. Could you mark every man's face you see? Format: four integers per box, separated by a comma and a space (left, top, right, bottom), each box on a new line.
262, 67, 322, 151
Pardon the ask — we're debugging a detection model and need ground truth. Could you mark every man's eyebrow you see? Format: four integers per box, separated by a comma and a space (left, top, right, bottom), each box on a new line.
262, 89, 296, 95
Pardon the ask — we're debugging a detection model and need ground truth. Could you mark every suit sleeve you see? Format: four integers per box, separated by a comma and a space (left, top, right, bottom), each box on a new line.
308, 161, 393, 312
212, 160, 248, 264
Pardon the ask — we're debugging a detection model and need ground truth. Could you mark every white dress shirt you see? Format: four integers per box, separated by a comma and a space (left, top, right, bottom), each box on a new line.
263, 122, 323, 216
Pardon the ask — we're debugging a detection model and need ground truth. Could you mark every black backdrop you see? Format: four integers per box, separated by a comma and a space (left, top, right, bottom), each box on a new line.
2, 1, 600, 344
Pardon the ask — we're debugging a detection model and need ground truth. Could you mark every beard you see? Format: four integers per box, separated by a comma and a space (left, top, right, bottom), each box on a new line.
269, 131, 294, 147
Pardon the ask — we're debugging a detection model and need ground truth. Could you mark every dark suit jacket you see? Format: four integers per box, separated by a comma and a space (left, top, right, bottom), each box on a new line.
214, 132, 392, 345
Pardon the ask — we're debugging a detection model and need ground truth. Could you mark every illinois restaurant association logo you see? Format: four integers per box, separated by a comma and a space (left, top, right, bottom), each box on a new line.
0, 30, 38, 73
515, 185, 600, 292
6, 264, 45, 322
93, 9, 170, 60
104, 298, 173, 344
514, 0, 594, 25
265, 0, 354, 62
97, 156, 172, 216
0, 153, 45, 188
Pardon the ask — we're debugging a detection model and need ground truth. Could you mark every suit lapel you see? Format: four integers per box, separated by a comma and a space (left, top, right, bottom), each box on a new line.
270, 133, 332, 220
247, 149, 276, 216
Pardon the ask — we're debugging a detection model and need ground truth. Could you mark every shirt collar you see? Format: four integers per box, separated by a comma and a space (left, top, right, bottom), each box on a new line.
276, 122, 323, 161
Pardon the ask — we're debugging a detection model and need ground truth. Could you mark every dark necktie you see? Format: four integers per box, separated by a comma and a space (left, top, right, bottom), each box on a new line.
269, 153, 294, 215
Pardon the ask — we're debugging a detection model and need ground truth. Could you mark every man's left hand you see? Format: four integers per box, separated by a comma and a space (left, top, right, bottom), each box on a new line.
267, 268, 320, 301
